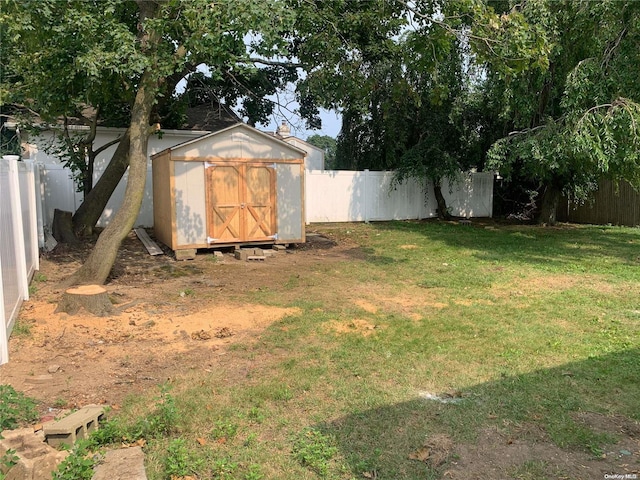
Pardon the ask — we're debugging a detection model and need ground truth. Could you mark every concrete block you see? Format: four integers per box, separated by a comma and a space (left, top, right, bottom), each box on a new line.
44, 406, 105, 448
0, 427, 68, 480
174, 248, 197, 261
213, 251, 224, 258
247, 256, 265, 261
235, 249, 249, 261
273, 245, 286, 251
262, 249, 275, 257
92, 447, 147, 480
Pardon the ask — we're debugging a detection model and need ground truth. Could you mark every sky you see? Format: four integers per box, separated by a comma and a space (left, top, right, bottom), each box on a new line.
180, 60, 342, 141
261, 108, 342, 140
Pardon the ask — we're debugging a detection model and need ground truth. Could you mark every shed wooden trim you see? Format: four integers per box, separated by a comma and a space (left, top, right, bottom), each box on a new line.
171, 156, 304, 164
169, 160, 178, 249
173, 242, 210, 249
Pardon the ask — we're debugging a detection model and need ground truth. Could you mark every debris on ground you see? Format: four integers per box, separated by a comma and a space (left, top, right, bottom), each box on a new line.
408, 434, 453, 467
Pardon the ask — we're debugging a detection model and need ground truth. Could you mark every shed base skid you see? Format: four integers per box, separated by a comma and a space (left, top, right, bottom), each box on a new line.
171, 240, 298, 261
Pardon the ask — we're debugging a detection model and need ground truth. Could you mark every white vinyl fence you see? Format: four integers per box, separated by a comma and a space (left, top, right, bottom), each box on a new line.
31, 128, 495, 233
0, 157, 40, 365
305, 170, 494, 223
36, 163, 494, 230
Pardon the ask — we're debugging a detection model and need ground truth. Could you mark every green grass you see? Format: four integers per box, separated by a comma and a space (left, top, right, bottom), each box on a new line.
88, 222, 640, 479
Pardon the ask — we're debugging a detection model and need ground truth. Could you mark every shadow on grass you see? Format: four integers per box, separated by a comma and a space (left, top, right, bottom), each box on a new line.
314, 348, 640, 479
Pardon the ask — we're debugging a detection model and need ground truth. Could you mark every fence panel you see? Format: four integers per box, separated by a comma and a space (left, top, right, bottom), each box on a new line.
442, 172, 494, 218
38, 163, 82, 232
1, 157, 38, 364
305, 170, 493, 223
559, 179, 640, 226
18, 161, 40, 279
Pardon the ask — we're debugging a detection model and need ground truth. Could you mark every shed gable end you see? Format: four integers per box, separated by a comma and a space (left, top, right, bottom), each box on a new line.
168, 124, 305, 161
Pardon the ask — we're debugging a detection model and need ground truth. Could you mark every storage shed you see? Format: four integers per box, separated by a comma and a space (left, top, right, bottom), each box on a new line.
151, 123, 306, 257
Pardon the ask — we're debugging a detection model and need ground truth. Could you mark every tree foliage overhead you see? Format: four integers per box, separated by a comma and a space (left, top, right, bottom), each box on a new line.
477, 0, 640, 223
294, 0, 640, 223
1, 0, 303, 285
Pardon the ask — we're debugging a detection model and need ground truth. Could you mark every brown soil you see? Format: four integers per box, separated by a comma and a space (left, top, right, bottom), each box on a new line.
444, 422, 640, 480
0, 231, 345, 409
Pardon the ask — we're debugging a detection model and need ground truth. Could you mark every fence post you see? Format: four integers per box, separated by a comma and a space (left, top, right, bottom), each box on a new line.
364, 169, 369, 223
34, 162, 46, 248
21, 160, 40, 272
8, 158, 29, 301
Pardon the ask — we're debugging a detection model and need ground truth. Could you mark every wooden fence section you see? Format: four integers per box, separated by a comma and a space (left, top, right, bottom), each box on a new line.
558, 179, 640, 226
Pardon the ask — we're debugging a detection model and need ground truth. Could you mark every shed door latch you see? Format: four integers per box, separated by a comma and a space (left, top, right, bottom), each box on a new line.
207, 237, 218, 244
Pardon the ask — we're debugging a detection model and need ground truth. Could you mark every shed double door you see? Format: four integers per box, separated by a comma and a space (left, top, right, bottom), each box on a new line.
205, 163, 276, 244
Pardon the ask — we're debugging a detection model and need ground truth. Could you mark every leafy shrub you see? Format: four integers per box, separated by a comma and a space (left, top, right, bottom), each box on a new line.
0, 385, 39, 430
52, 442, 95, 480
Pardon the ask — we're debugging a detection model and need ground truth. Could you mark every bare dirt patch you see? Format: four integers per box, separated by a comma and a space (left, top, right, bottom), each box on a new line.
0, 231, 346, 409
444, 426, 640, 480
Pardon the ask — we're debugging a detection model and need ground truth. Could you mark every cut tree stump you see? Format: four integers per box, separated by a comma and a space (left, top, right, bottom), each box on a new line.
52, 208, 80, 244
55, 285, 114, 316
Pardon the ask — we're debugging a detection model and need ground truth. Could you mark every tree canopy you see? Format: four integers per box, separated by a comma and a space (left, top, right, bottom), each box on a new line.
477, 0, 640, 223
2, 0, 640, 287
2, 0, 302, 284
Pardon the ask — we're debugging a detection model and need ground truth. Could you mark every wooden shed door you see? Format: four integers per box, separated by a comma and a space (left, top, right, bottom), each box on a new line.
206, 163, 276, 243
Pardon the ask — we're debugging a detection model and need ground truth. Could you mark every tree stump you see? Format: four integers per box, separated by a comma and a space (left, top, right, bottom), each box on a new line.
55, 285, 114, 316
52, 209, 80, 244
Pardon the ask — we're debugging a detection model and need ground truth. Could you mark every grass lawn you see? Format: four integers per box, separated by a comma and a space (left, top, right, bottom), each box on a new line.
102, 221, 640, 479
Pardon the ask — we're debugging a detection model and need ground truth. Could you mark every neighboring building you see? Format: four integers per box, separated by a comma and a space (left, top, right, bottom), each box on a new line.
268, 120, 326, 171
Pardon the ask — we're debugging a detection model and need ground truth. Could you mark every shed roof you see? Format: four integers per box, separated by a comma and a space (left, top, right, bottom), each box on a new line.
151, 122, 307, 159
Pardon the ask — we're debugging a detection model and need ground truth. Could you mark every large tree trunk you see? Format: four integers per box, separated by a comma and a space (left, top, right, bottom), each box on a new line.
433, 179, 452, 220
67, 70, 158, 286
536, 183, 562, 225
52, 209, 80, 244
72, 129, 131, 237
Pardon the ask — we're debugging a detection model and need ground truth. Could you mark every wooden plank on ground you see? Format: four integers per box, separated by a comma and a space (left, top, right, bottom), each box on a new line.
134, 228, 164, 256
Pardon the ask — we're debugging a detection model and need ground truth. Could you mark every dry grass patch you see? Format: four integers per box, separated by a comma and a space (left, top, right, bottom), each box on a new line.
324, 318, 382, 336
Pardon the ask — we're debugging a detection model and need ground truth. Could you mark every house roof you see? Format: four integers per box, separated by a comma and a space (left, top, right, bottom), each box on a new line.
181, 103, 241, 131
3, 100, 240, 132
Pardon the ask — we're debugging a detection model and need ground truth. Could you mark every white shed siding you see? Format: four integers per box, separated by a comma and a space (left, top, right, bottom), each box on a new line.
169, 125, 306, 161
276, 163, 304, 241
174, 161, 207, 246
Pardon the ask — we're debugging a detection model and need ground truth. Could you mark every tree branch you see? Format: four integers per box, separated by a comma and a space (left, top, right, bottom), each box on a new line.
92, 136, 123, 157
249, 57, 303, 68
